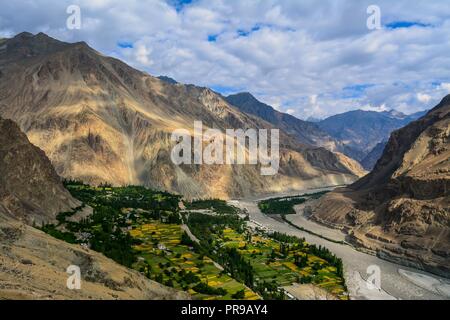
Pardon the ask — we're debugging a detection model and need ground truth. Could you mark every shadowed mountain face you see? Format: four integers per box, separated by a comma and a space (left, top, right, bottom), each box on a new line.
0, 116, 79, 225
360, 141, 388, 171
317, 109, 427, 161
0, 32, 364, 199
311, 97, 450, 277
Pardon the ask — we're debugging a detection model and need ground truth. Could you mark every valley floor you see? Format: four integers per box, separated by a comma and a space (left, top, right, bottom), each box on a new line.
233, 187, 450, 300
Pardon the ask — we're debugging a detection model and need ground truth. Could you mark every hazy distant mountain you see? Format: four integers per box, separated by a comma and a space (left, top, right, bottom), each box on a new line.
0, 32, 364, 199
225, 93, 329, 146
312, 97, 450, 277
225, 92, 361, 159
0, 116, 185, 300
317, 109, 427, 161
306, 116, 322, 123
360, 140, 387, 171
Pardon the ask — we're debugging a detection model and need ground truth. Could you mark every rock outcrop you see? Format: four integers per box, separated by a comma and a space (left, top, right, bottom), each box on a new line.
0, 117, 79, 225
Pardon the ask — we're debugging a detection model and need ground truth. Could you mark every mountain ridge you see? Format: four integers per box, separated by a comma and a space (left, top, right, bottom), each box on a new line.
317, 109, 427, 161
0, 32, 365, 199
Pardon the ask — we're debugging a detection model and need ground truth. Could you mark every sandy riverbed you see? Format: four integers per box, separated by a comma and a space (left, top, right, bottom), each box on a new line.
231, 188, 450, 300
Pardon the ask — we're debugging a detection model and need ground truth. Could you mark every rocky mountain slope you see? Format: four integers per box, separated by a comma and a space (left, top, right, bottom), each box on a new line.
311, 97, 450, 277
360, 140, 388, 171
0, 115, 187, 300
0, 117, 79, 225
317, 109, 427, 161
0, 32, 364, 199
225, 92, 344, 151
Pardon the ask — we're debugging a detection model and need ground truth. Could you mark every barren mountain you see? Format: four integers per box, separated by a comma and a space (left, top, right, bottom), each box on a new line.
360, 140, 388, 171
317, 109, 427, 161
0, 117, 79, 225
311, 97, 450, 277
225, 92, 366, 163
0, 32, 364, 199
225, 92, 340, 149
0, 115, 187, 300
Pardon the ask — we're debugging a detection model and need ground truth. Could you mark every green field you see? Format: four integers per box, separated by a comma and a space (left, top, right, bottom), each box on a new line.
130, 221, 258, 300
43, 182, 346, 300
187, 212, 348, 300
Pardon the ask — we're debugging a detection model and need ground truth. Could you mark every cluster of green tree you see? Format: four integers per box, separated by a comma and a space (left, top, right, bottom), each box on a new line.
258, 197, 306, 215
308, 244, 344, 278
231, 289, 245, 299
64, 181, 181, 215
294, 254, 308, 268
185, 199, 239, 215
55, 204, 85, 225
193, 282, 227, 296
40, 224, 78, 244
258, 191, 329, 216
269, 232, 306, 244
137, 258, 230, 296
43, 204, 140, 267
186, 213, 287, 300
43, 183, 183, 268
254, 281, 285, 300
218, 247, 254, 287
180, 231, 194, 246
269, 231, 343, 277
187, 212, 246, 242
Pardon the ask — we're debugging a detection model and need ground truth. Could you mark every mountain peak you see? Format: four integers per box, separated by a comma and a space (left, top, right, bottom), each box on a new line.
228, 92, 258, 101
158, 75, 178, 84
1, 32, 70, 61
438, 93, 450, 106
13, 31, 34, 39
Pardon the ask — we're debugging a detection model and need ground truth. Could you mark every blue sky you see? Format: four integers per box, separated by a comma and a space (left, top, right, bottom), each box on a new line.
1, 0, 450, 119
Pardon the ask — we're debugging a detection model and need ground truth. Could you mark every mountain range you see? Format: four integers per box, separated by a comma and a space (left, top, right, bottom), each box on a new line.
225, 92, 426, 169
311, 97, 450, 277
316, 109, 427, 162
0, 32, 364, 199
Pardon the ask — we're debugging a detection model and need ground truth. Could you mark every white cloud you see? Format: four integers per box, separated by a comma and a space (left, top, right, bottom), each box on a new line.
361, 103, 390, 112
134, 43, 153, 66
417, 93, 431, 103
440, 83, 450, 93
1, 0, 450, 117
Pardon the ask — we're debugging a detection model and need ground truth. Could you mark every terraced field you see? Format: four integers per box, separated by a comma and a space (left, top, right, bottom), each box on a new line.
130, 222, 259, 300
217, 228, 348, 299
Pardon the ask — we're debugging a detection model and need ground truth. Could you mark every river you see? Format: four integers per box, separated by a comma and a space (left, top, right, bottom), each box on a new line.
231, 187, 450, 300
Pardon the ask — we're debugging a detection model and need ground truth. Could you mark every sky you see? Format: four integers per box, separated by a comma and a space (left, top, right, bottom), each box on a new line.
1, 0, 450, 119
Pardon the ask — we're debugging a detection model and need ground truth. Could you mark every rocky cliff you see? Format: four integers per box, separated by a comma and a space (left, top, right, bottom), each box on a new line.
0, 117, 78, 225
